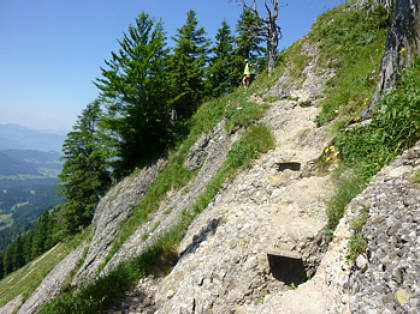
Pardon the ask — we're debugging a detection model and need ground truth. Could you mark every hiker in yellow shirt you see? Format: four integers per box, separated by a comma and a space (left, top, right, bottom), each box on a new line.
242, 60, 252, 89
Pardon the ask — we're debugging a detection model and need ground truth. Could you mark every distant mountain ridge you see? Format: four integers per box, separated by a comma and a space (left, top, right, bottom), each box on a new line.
0, 124, 66, 152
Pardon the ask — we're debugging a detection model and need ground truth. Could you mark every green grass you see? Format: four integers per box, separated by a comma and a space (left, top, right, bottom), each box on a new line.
225, 99, 269, 132
39, 123, 274, 314
347, 233, 368, 261
349, 206, 369, 232
286, 41, 312, 85
326, 60, 420, 234
347, 206, 369, 261
325, 167, 367, 235
347, 205, 370, 261
0, 226, 92, 308
310, 3, 389, 126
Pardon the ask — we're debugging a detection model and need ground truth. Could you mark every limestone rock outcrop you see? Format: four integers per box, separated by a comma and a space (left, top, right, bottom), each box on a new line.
101, 120, 233, 276
72, 158, 166, 285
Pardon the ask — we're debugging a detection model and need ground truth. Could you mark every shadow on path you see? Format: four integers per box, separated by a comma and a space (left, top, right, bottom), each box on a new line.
179, 218, 221, 259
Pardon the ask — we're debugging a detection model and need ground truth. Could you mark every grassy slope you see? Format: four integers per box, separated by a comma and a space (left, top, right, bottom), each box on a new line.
0, 227, 91, 308
310, 3, 420, 248
310, 4, 389, 127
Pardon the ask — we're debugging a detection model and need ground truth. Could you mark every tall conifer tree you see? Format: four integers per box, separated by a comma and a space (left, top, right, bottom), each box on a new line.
3, 244, 13, 274
23, 229, 34, 263
95, 12, 172, 173
12, 235, 25, 270
31, 211, 49, 257
207, 20, 239, 96
235, 9, 265, 70
59, 101, 111, 233
169, 10, 210, 118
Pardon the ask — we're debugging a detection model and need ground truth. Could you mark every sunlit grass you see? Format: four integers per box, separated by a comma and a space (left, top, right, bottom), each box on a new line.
0, 226, 92, 308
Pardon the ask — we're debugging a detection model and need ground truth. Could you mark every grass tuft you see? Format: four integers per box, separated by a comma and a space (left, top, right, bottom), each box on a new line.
347, 233, 368, 261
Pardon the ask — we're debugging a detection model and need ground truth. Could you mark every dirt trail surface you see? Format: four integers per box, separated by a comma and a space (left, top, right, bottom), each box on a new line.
109, 44, 338, 314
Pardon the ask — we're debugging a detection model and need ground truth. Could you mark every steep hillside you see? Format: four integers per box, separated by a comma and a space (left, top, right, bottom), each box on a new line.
1, 1, 419, 313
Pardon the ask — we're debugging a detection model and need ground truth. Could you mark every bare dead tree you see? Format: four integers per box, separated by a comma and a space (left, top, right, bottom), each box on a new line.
237, 0, 282, 74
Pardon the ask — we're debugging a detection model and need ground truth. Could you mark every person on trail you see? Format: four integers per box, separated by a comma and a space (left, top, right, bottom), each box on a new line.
242, 60, 252, 89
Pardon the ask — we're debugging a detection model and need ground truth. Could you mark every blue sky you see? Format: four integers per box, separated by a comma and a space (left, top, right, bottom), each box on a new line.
0, 0, 343, 131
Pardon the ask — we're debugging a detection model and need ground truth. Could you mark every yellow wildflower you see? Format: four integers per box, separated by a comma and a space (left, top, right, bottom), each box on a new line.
334, 152, 339, 157
362, 98, 369, 105
354, 116, 360, 122
400, 47, 406, 53
329, 145, 334, 151
326, 157, 331, 161
325, 148, 329, 153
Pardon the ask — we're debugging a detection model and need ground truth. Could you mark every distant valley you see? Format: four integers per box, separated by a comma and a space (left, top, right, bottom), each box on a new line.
0, 149, 62, 177
0, 124, 66, 251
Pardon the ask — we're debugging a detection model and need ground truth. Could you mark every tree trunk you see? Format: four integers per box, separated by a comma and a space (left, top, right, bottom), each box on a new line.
266, 24, 278, 74
361, 0, 420, 118
236, 0, 281, 74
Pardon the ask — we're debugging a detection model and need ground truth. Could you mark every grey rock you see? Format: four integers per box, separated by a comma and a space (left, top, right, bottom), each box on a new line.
72, 157, 166, 285
356, 254, 368, 271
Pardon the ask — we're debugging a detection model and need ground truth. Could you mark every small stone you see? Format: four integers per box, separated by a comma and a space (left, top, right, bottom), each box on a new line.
382, 293, 394, 304
167, 289, 175, 299
386, 223, 401, 236
341, 295, 350, 304
391, 268, 403, 284
395, 289, 409, 306
356, 255, 368, 271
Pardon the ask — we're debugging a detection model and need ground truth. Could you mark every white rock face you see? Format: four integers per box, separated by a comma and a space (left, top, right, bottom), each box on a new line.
102, 120, 233, 276
72, 158, 166, 285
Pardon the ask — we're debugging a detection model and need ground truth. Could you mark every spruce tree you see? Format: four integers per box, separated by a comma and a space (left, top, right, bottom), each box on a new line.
23, 229, 34, 263
95, 12, 172, 173
31, 211, 49, 258
12, 235, 25, 270
168, 10, 210, 118
3, 244, 13, 275
207, 20, 239, 96
235, 9, 265, 70
59, 101, 111, 233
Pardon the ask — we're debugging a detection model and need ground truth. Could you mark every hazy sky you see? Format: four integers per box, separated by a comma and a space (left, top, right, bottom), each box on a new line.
0, 0, 343, 132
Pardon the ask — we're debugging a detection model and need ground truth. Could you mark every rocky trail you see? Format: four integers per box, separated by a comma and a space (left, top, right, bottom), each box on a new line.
108, 45, 338, 314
